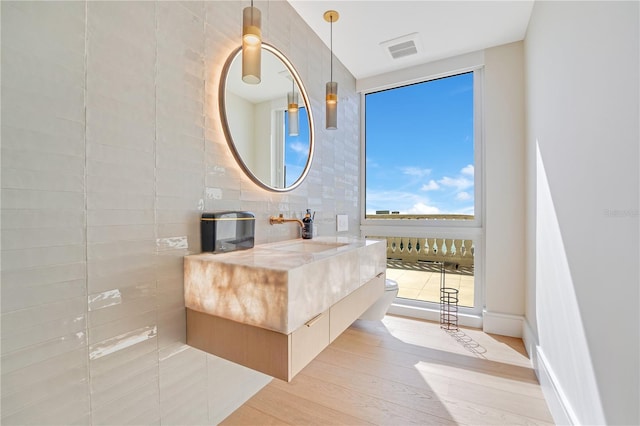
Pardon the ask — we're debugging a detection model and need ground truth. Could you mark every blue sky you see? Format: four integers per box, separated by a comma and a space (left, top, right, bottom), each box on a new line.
285, 106, 310, 187
365, 72, 475, 215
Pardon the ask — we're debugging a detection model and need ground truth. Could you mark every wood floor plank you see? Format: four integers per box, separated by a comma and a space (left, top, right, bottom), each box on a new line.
349, 318, 532, 368
314, 346, 551, 424
242, 385, 373, 426
334, 324, 539, 383
300, 359, 454, 421
221, 404, 290, 425
356, 319, 533, 366
444, 378, 553, 422
321, 334, 545, 399
270, 371, 457, 425
221, 315, 553, 425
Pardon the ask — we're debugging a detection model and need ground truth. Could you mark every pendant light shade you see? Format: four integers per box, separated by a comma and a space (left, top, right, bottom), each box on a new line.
288, 82, 299, 136
325, 81, 338, 130
324, 10, 339, 130
242, 2, 262, 84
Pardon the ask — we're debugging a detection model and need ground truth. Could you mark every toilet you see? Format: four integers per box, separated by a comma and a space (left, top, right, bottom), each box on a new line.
359, 278, 399, 320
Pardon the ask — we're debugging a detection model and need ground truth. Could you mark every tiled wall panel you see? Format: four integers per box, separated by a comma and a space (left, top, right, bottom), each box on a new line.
207, 355, 271, 425
155, 1, 206, 357
0, 1, 90, 425
159, 345, 209, 425
155, 3, 210, 423
85, 2, 160, 424
1, 1, 360, 424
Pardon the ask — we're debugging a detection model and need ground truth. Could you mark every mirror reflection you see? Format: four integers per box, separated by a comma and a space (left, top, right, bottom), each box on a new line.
220, 44, 314, 191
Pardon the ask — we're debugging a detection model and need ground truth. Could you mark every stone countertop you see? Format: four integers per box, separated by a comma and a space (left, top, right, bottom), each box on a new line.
184, 237, 386, 334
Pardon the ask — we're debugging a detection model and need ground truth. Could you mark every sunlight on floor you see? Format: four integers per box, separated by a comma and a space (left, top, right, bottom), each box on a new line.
380, 315, 533, 370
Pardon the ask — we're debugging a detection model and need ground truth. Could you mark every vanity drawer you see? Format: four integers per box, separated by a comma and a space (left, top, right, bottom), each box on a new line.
329, 273, 385, 342
290, 310, 330, 378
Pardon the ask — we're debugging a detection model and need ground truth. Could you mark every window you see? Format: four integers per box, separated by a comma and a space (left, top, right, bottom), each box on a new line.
365, 72, 476, 221
361, 70, 483, 319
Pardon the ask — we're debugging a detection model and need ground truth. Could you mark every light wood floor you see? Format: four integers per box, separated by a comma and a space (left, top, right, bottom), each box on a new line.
221, 315, 553, 425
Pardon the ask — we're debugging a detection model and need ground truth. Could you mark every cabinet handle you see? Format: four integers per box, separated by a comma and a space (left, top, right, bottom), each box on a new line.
305, 313, 323, 327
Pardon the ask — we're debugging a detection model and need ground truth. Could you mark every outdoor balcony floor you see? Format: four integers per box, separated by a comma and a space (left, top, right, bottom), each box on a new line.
386, 259, 475, 307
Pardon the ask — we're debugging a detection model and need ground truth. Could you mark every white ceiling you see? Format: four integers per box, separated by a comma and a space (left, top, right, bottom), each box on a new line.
288, 0, 535, 80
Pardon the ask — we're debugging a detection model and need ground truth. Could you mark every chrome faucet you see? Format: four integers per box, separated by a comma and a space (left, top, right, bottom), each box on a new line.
269, 214, 303, 228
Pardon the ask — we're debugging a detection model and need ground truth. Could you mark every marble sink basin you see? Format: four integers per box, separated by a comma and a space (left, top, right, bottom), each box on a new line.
184, 237, 386, 334
268, 240, 348, 253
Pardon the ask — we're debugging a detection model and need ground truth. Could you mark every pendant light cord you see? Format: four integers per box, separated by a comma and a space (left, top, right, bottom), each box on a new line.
330, 16, 333, 82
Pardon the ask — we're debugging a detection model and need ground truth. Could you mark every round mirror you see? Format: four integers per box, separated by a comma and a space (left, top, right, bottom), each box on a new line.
219, 43, 315, 192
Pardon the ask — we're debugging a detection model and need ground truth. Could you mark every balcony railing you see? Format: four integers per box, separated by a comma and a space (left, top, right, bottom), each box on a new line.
371, 236, 475, 267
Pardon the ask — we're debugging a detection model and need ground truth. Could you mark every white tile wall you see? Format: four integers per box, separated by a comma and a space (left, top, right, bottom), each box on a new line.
1, 1, 360, 424
85, 2, 160, 422
1, 1, 90, 425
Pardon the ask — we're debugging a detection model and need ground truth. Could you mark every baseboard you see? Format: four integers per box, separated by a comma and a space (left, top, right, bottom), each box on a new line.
522, 318, 538, 362
535, 347, 575, 425
482, 310, 523, 337
387, 302, 483, 328
523, 319, 576, 426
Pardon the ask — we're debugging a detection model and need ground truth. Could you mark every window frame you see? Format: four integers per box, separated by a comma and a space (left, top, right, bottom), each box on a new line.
359, 65, 485, 320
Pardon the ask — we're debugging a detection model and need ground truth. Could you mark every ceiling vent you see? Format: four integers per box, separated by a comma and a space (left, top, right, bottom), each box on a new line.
380, 33, 421, 60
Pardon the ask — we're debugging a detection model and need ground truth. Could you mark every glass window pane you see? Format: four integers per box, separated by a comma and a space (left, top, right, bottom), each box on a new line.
284, 106, 309, 187
369, 236, 475, 308
365, 72, 475, 220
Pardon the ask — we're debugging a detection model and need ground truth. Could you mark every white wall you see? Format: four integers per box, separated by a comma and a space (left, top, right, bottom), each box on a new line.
253, 100, 275, 185
483, 41, 526, 336
0, 1, 360, 424
524, 1, 639, 424
226, 91, 256, 169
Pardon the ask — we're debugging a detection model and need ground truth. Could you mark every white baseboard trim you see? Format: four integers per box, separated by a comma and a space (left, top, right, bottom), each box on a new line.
523, 319, 576, 426
535, 347, 575, 425
387, 303, 483, 329
482, 310, 523, 337
522, 318, 538, 362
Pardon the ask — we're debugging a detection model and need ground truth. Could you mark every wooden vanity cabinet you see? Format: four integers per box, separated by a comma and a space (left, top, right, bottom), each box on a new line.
290, 309, 330, 378
330, 272, 385, 342
186, 273, 385, 382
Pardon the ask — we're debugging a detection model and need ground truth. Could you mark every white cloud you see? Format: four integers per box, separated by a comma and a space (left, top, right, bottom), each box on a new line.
461, 164, 474, 176
401, 167, 431, 178
438, 176, 473, 191
366, 190, 437, 215
406, 203, 441, 215
289, 142, 308, 154
456, 191, 471, 201
421, 180, 440, 191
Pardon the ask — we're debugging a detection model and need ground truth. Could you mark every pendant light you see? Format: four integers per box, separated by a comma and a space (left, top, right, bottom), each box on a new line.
324, 10, 339, 130
288, 79, 299, 136
242, 0, 262, 84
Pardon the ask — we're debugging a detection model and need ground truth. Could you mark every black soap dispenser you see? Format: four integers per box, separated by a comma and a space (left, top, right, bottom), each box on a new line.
302, 209, 313, 239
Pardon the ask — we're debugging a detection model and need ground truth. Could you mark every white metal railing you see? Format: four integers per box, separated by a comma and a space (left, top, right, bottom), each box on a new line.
371, 236, 475, 267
